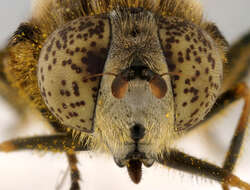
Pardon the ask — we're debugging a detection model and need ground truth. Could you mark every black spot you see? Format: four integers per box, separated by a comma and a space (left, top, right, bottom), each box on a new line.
56, 40, 62, 49
190, 96, 199, 103
72, 82, 80, 96
86, 51, 106, 74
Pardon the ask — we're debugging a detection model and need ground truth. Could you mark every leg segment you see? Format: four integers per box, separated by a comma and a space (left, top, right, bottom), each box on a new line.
0, 134, 91, 152
67, 152, 81, 190
222, 83, 250, 190
156, 149, 250, 189
0, 133, 91, 190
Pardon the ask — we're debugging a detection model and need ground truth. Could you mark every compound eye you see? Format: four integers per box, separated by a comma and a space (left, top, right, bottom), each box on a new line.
158, 17, 223, 130
37, 15, 111, 133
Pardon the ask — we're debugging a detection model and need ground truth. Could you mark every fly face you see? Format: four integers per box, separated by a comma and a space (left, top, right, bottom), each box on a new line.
3, 0, 250, 189
38, 5, 223, 183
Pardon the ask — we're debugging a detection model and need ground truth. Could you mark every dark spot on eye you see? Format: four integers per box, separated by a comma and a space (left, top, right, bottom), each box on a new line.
190, 109, 199, 117
72, 81, 80, 96
79, 21, 95, 32
204, 87, 209, 93
165, 43, 172, 49
73, 112, 78, 117
76, 34, 82, 39
83, 33, 88, 40
205, 67, 209, 74
195, 70, 200, 77
53, 58, 57, 64
190, 87, 199, 95
65, 91, 71, 97
90, 41, 96, 47
195, 57, 201, 64
48, 91, 51, 96
185, 79, 190, 85
60, 89, 65, 96
178, 57, 184, 63
48, 65, 52, 71
80, 100, 85, 105
182, 102, 187, 107
81, 57, 88, 64
186, 54, 191, 61
168, 63, 176, 71
57, 108, 62, 113
80, 119, 85, 123
44, 54, 49, 61
62, 103, 67, 109
50, 107, 55, 112
81, 48, 87, 53
178, 52, 183, 56
164, 51, 173, 58
184, 88, 189, 94
190, 96, 199, 103
76, 67, 82, 73
70, 103, 76, 108
69, 112, 73, 117
62, 60, 67, 66
166, 37, 175, 43
86, 51, 106, 74
185, 34, 190, 41
61, 80, 66, 86
209, 76, 213, 82
56, 40, 62, 50
71, 64, 77, 70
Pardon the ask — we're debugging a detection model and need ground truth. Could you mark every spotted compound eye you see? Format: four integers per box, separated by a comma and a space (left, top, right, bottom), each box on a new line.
37, 15, 110, 132
158, 17, 223, 130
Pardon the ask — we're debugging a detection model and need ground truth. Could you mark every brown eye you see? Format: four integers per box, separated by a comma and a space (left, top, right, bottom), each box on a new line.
37, 15, 111, 132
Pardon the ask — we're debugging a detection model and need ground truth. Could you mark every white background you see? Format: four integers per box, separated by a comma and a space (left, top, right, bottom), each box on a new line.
0, 0, 250, 190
